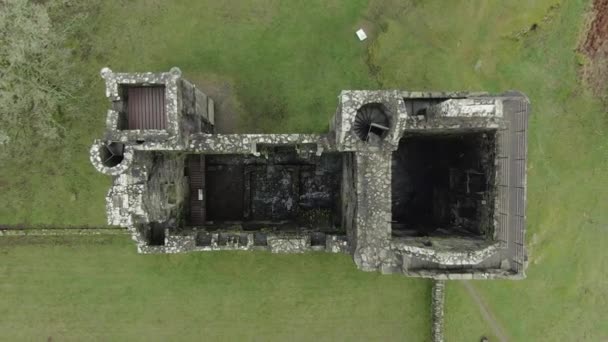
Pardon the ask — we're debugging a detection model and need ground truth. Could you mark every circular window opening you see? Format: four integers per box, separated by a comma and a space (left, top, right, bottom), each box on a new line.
354, 103, 390, 142
100, 142, 125, 167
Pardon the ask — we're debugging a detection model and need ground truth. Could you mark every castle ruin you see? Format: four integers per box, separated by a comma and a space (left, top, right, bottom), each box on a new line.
90, 67, 529, 280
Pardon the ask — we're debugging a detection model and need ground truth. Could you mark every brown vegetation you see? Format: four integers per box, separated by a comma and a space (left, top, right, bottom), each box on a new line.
581, 0, 608, 55
580, 0, 608, 103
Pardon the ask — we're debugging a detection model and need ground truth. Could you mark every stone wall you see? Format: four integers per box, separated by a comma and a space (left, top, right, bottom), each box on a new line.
136, 230, 349, 254
351, 151, 395, 272
104, 151, 151, 227
334, 90, 406, 152
99, 67, 181, 140
431, 280, 445, 342
427, 98, 502, 118
89, 140, 135, 176
268, 235, 311, 253
341, 152, 357, 252
0, 228, 128, 237
391, 238, 501, 266
141, 153, 187, 227
179, 78, 214, 135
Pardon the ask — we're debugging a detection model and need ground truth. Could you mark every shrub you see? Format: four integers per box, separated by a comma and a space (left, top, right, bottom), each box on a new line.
0, 0, 84, 155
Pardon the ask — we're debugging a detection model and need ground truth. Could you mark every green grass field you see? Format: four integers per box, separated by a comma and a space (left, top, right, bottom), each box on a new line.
0, 236, 430, 341
1, 0, 607, 340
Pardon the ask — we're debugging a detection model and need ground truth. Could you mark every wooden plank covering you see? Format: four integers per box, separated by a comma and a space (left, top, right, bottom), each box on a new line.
502, 97, 529, 273
126, 86, 166, 130
187, 155, 206, 226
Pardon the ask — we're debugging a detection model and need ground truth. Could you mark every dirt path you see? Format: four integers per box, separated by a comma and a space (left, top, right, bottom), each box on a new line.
462, 281, 510, 342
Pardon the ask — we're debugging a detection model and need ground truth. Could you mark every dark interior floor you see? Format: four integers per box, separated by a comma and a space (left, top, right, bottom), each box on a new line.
186, 147, 342, 232
391, 132, 496, 238
206, 163, 245, 220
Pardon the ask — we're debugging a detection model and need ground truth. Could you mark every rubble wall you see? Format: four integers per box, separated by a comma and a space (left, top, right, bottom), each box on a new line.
431, 280, 445, 342
141, 153, 188, 227
179, 79, 214, 135
341, 153, 358, 252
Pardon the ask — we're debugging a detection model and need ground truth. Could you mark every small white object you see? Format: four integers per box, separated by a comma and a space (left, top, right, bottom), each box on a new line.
356, 29, 367, 41
198, 189, 203, 201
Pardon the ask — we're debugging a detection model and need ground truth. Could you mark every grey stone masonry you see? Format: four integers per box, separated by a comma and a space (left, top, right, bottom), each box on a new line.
90, 67, 529, 280
326, 235, 349, 253
268, 235, 311, 253
99, 66, 216, 147
90, 140, 135, 176
391, 238, 501, 266
186, 133, 335, 153
351, 150, 394, 272
334, 90, 406, 151
134, 229, 350, 254
179, 78, 215, 135
427, 98, 502, 118
100, 67, 182, 140
431, 280, 445, 342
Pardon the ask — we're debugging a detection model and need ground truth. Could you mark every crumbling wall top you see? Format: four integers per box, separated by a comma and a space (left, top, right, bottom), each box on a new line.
99, 67, 182, 139
334, 90, 406, 152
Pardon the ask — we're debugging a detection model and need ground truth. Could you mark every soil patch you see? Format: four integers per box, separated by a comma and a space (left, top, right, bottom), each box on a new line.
579, 0, 608, 102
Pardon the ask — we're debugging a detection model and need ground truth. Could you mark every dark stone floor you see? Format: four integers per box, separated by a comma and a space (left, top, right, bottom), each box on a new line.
189, 147, 342, 232
391, 132, 496, 237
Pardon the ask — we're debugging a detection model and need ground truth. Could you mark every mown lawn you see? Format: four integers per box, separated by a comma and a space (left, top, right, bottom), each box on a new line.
0, 236, 430, 341
0, 0, 607, 340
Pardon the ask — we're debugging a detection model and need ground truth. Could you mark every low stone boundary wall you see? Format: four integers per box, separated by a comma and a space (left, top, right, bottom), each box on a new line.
431, 280, 445, 342
0, 227, 128, 237
137, 229, 349, 254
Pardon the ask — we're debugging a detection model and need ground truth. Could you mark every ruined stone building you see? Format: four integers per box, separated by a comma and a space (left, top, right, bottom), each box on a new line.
91, 67, 529, 280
